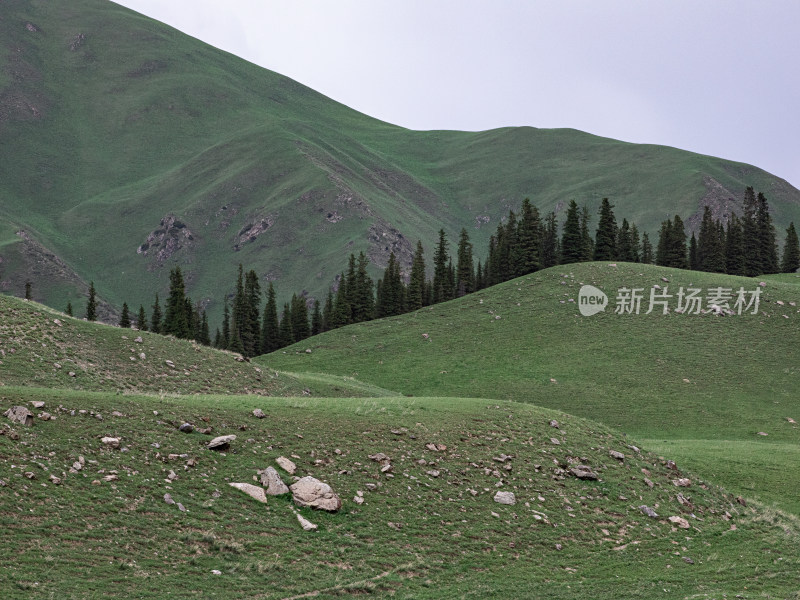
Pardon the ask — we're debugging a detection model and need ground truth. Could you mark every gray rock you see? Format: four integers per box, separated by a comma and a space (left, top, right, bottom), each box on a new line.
549, 419, 560, 429
609, 450, 625, 460
639, 505, 658, 518
259, 466, 290, 495
229, 482, 268, 504
178, 423, 193, 433
296, 513, 318, 531
493, 491, 516, 505
672, 478, 691, 487
252, 408, 266, 419
290, 476, 342, 512
275, 456, 297, 475
569, 465, 598, 480
164, 493, 175, 505
31, 401, 45, 409
669, 515, 690, 529
207, 435, 236, 450
101, 436, 120, 448
4, 406, 33, 427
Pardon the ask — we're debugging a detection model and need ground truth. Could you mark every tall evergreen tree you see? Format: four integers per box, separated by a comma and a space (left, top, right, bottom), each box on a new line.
629, 224, 641, 262
668, 215, 689, 268
86, 281, 97, 322
136, 305, 148, 331
377, 252, 405, 317
560, 200, 584, 264
432, 229, 451, 303
351, 252, 375, 322
741, 186, 762, 276
290, 294, 310, 341
150, 293, 162, 334
198, 311, 211, 346
455, 228, 474, 296
164, 267, 191, 338
655, 219, 672, 266
278, 302, 293, 347
24, 281, 32, 300
756, 192, 779, 274
540, 211, 560, 268
65, 302, 73, 317
689, 233, 699, 270
697, 206, 725, 273
516, 198, 541, 274
617, 218, 636, 262
311, 299, 322, 335
330, 272, 351, 328
261, 282, 280, 353
640, 232, 654, 264
221, 298, 231, 349
580, 205, 594, 261
474, 260, 484, 291
213, 328, 222, 349
321, 290, 334, 333
725, 214, 746, 276
229, 265, 247, 352
593, 198, 618, 261
781, 222, 800, 273
119, 302, 131, 328
243, 269, 262, 356
407, 241, 426, 311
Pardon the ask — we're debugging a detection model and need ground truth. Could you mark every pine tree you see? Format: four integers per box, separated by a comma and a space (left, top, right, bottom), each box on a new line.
455, 228, 474, 296
655, 220, 672, 266
119, 302, 131, 328
756, 192, 779, 274
516, 198, 541, 275
432, 229, 450, 303
640, 232, 654, 264
321, 290, 334, 332
86, 281, 97, 322
725, 214, 746, 275
742, 186, 762, 276
243, 269, 262, 356
290, 294, 310, 341
697, 206, 725, 273
580, 205, 594, 261
377, 252, 405, 317
229, 329, 245, 354
502, 211, 518, 279
24, 281, 32, 300
229, 265, 247, 352
560, 200, 583, 264
150, 294, 162, 334
689, 233, 699, 270
164, 267, 190, 338
65, 302, 73, 317
221, 299, 231, 349
136, 305, 148, 331
278, 303, 293, 347
617, 218, 636, 262
540, 212, 560, 268
407, 240, 426, 311
330, 273, 351, 328
474, 260, 484, 291
594, 198, 618, 261
781, 222, 800, 273
668, 215, 688, 268
629, 224, 641, 262
261, 283, 280, 353
351, 252, 375, 322
198, 311, 211, 346
213, 328, 222, 349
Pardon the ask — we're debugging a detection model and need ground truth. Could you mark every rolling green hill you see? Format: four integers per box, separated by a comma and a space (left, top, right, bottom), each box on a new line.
1, 0, 799, 324
263, 262, 800, 514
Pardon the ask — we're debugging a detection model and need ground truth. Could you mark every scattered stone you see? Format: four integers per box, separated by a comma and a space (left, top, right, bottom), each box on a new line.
24, 471, 36, 480
669, 515, 691, 529
252, 409, 266, 419
661, 277, 669, 283
68, 372, 76, 377
101, 437, 120, 448
31, 401, 45, 409
111, 411, 124, 418
425, 442, 446, 452
207, 435, 236, 451
788, 417, 797, 424
490, 512, 500, 518
276, 456, 297, 475
353, 495, 364, 505
259, 467, 290, 495
290, 476, 341, 512
493, 491, 516, 505
164, 493, 175, 505
666, 460, 678, 471
211, 569, 222, 575
549, 419, 559, 429
682, 556, 695, 564
296, 513, 318, 531
177, 503, 186, 512
609, 450, 625, 461
569, 465, 598, 480
426, 470, 441, 478
38, 412, 52, 421
492, 454, 512, 463
736, 495, 747, 507
167, 470, 178, 481
0, 479, 6, 487
756, 431, 768, 436
178, 423, 193, 433
369, 452, 390, 463
103, 474, 119, 482
550, 438, 561, 445
387, 522, 403, 530
134, 336, 143, 343
758, 281, 766, 287
672, 478, 691, 487
49, 474, 61, 485
380, 463, 393, 474
4, 406, 33, 427
639, 505, 658, 518
229, 482, 268, 504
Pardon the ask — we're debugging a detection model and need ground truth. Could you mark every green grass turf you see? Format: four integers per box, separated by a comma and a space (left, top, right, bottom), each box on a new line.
1, 388, 798, 599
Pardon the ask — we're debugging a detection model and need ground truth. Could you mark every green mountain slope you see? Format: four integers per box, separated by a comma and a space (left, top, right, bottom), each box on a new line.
263, 262, 800, 513
1, 0, 799, 322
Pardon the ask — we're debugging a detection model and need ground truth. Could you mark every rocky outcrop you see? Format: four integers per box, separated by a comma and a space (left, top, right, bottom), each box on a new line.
137, 215, 196, 268
290, 476, 342, 512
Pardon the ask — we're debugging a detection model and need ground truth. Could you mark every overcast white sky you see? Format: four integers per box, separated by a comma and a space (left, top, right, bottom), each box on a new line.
114, 0, 800, 190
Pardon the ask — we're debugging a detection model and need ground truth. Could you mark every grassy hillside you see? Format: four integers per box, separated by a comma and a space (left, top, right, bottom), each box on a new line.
263, 262, 800, 514
1, 0, 799, 323
0, 293, 397, 398
2, 388, 799, 598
